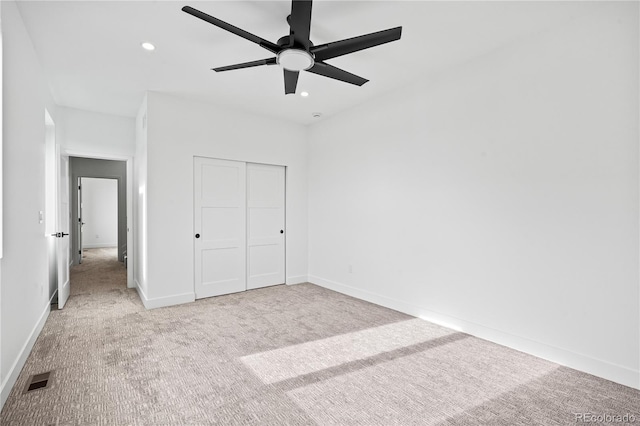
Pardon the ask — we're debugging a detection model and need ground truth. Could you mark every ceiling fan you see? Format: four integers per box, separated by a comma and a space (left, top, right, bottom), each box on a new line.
182, 1, 402, 95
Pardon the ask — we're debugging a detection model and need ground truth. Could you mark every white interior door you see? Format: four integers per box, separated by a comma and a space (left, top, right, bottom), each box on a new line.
247, 163, 285, 290
57, 152, 71, 308
77, 178, 83, 264
194, 157, 247, 299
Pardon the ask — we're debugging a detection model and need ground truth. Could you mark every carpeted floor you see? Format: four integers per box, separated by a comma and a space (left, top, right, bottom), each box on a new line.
1, 248, 638, 425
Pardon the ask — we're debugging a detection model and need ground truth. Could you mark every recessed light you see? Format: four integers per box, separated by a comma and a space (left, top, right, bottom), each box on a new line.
301, 92, 309, 97
312, 112, 322, 118
141, 42, 156, 51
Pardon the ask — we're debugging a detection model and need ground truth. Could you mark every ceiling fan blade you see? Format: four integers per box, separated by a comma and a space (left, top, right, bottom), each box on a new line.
182, 6, 281, 54
284, 69, 299, 94
311, 27, 402, 62
289, 0, 313, 49
307, 62, 368, 86
213, 58, 277, 72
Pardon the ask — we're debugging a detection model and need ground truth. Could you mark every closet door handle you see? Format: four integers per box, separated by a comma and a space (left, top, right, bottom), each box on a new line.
280, 230, 284, 234
195, 233, 200, 238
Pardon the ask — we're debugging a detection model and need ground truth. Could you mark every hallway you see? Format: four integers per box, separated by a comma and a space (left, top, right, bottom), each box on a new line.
68, 248, 133, 306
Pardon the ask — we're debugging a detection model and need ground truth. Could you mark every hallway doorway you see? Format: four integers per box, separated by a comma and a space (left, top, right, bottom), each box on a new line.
78, 177, 119, 264
70, 157, 127, 266
66, 155, 134, 291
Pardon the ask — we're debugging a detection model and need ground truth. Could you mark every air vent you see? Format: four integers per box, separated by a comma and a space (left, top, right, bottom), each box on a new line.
23, 371, 53, 393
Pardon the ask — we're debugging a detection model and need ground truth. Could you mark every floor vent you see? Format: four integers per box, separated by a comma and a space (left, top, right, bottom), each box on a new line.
23, 371, 53, 393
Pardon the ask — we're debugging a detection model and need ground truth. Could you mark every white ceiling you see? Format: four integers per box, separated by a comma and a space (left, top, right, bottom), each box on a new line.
16, 1, 603, 125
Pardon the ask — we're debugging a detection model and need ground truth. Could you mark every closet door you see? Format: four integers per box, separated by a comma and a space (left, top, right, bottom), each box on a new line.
194, 157, 246, 299
246, 163, 285, 289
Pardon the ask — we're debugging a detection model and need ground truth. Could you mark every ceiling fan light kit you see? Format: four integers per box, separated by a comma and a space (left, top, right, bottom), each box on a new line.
182, 1, 402, 95
277, 49, 314, 72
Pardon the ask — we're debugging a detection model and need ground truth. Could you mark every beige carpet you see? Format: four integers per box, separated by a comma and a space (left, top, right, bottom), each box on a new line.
1, 248, 638, 425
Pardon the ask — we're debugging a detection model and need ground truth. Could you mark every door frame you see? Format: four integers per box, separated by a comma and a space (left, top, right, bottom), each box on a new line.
64, 150, 134, 288
193, 156, 287, 296
44, 108, 69, 307
77, 175, 122, 264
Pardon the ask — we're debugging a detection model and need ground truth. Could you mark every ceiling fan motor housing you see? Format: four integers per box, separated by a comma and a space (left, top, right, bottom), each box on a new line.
276, 35, 314, 49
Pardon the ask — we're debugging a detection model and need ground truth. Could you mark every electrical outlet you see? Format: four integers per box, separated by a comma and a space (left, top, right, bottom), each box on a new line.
348, 264, 353, 274
96, 234, 99, 239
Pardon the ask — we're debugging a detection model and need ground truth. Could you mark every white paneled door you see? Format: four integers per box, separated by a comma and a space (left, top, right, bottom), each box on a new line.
57, 153, 71, 308
247, 163, 285, 290
194, 157, 247, 299
194, 158, 286, 299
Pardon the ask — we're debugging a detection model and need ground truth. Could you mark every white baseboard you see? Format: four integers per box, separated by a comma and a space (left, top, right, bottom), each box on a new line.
134, 278, 145, 303
135, 279, 195, 310
49, 288, 58, 305
286, 275, 308, 285
308, 275, 640, 390
0, 302, 50, 411
82, 243, 117, 249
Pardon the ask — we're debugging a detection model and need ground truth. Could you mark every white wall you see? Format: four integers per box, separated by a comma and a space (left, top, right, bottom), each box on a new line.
308, 4, 639, 389
1, 0, 57, 408
81, 178, 118, 249
139, 92, 307, 308
57, 106, 135, 158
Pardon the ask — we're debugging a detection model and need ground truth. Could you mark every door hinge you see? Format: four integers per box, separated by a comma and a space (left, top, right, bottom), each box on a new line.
79, 250, 81, 255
